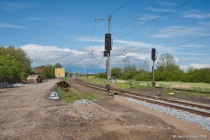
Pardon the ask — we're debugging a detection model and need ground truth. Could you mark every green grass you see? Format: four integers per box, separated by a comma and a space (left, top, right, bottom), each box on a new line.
173, 91, 210, 98
156, 81, 210, 92
57, 79, 101, 103
79, 77, 210, 94
80, 77, 152, 89
82, 77, 107, 85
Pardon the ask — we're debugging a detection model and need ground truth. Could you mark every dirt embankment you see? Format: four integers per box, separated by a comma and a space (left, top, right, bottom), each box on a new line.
0, 79, 209, 140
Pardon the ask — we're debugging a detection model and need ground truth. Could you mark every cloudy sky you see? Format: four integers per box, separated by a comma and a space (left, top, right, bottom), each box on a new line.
1, 0, 210, 73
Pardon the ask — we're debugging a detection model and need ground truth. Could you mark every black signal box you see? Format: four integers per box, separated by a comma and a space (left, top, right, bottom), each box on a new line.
105, 33, 112, 50
151, 48, 156, 61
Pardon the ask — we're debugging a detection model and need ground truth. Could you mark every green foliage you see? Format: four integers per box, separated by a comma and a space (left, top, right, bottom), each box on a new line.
0, 46, 32, 83
122, 64, 137, 80
157, 53, 176, 68
185, 68, 210, 83
98, 72, 106, 79
155, 53, 184, 82
0, 54, 21, 83
57, 84, 99, 103
155, 68, 184, 82
111, 67, 122, 79
135, 70, 152, 81
39, 64, 61, 79
95, 53, 210, 84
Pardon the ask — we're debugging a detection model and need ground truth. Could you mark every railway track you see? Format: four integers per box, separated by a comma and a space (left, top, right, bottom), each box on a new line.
74, 79, 210, 117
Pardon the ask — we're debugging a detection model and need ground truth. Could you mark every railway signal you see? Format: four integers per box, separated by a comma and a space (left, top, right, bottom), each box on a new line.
151, 48, 156, 61
105, 33, 112, 51
151, 48, 157, 87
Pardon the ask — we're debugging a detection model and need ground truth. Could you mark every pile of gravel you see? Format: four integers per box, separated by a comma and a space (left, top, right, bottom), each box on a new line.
71, 99, 92, 105
124, 97, 210, 131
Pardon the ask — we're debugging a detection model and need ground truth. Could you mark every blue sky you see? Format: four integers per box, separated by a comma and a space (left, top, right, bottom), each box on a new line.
1, 0, 210, 73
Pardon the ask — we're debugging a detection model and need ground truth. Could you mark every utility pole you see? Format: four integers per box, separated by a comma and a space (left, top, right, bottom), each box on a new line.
95, 15, 112, 82
107, 15, 112, 82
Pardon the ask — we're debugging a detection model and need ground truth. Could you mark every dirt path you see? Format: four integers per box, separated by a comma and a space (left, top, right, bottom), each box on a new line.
0, 79, 209, 140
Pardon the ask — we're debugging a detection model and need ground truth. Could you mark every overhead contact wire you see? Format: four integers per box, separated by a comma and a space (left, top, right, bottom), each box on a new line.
113, 0, 165, 35
116, 0, 192, 40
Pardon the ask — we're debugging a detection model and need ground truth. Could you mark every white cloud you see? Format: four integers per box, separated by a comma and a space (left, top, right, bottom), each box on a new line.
190, 64, 210, 69
180, 44, 205, 48
0, 22, 27, 29
184, 13, 210, 19
23, 17, 43, 21
160, 2, 177, 6
20, 44, 87, 67
0, 2, 32, 11
181, 64, 210, 70
174, 52, 210, 56
19, 39, 176, 71
75, 36, 103, 42
19, 42, 209, 73
152, 26, 203, 38
148, 8, 171, 13
138, 14, 158, 21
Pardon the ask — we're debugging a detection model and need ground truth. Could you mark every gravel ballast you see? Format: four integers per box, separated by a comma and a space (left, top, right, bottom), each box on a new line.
123, 96, 210, 131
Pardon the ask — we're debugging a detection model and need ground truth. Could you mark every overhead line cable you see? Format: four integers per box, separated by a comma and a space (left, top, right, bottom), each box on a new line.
87, 21, 98, 48
176, 35, 210, 46
90, 23, 107, 46
113, 0, 165, 35
90, 0, 133, 47
116, 0, 192, 40
110, 0, 133, 15
157, 28, 209, 45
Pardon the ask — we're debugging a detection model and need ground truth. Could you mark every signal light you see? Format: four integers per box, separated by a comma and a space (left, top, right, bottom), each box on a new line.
105, 33, 112, 50
151, 48, 156, 61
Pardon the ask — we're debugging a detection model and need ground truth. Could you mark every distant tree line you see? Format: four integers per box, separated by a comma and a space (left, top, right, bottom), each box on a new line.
39, 63, 62, 79
0, 46, 32, 83
97, 53, 210, 83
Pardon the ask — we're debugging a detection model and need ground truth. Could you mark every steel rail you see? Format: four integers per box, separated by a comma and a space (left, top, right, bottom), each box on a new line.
74, 79, 210, 117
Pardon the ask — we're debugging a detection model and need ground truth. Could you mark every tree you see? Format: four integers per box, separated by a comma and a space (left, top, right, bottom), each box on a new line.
122, 64, 137, 80
98, 72, 106, 79
157, 53, 176, 71
54, 63, 62, 68
39, 63, 63, 79
0, 54, 22, 83
140, 59, 150, 72
0, 46, 32, 83
156, 53, 184, 81
185, 67, 210, 83
135, 70, 152, 81
111, 67, 122, 79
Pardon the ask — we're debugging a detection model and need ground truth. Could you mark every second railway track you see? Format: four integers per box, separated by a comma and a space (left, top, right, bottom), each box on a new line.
73, 79, 210, 117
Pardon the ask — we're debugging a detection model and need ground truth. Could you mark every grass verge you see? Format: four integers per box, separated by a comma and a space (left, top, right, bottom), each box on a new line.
80, 77, 210, 92
156, 81, 210, 92
173, 91, 210, 98
80, 77, 152, 89
56, 86, 100, 103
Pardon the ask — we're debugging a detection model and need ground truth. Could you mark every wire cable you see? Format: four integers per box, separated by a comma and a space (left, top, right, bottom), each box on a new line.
177, 35, 210, 46
116, 0, 192, 40
87, 21, 98, 47
157, 28, 209, 45
92, 0, 133, 43
110, 0, 133, 15
113, 0, 165, 35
